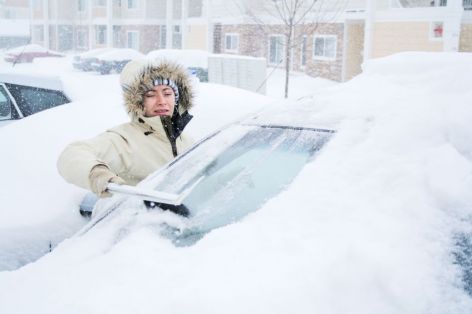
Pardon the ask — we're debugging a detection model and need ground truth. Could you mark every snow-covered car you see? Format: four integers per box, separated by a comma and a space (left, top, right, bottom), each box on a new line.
3, 44, 64, 63
72, 48, 114, 71
2, 52, 472, 314
0, 72, 70, 127
87, 104, 335, 245
90, 48, 145, 74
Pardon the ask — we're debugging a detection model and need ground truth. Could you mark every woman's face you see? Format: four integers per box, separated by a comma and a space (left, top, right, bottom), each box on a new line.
143, 85, 176, 117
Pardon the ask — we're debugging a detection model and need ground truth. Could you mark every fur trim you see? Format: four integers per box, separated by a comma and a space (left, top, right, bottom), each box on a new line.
121, 60, 194, 120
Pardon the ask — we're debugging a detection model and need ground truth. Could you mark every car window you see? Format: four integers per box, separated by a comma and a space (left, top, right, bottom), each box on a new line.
0, 85, 12, 120
146, 124, 333, 244
5, 83, 69, 117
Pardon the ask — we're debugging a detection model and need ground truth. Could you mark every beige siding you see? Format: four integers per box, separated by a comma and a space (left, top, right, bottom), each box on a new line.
32, 9, 43, 19
146, 0, 166, 19
57, 0, 74, 20
121, 5, 145, 19
344, 22, 364, 81
92, 7, 106, 18
372, 21, 443, 58
185, 25, 207, 50
460, 24, 472, 52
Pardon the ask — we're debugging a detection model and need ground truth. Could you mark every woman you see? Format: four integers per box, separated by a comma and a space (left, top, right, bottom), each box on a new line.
57, 59, 194, 198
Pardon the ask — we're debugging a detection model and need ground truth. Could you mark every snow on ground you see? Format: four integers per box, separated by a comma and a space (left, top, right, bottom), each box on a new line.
1, 51, 472, 313
266, 67, 337, 99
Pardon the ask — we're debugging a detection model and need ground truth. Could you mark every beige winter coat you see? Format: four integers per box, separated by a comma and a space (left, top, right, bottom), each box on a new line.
57, 115, 193, 190
57, 60, 194, 192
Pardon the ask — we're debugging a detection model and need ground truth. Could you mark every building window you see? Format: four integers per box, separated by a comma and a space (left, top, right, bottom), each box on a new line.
78, 0, 86, 11
128, 0, 138, 9
94, 0, 106, 6
127, 31, 139, 49
225, 34, 239, 53
33, 25, 44, 42
172, 25, 182, 49
268, 35, 285, 65
313, 35, 336, 60
300, 35, 307, 67
58, 25, 73, 51
159, 25, 167, 48
77, 30, 87, 49
431, 21, 444, 39
188, 0, 203, 17
96, 25, 107, 45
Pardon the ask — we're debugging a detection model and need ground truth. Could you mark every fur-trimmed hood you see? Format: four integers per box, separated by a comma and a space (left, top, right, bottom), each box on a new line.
120, 59, 194, 120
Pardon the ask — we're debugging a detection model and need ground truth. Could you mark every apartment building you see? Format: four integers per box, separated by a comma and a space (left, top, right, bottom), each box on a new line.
30, 0, 210, 53
0, 0, 30, 48
24, 0, 472, 83
213, 0, 472, 82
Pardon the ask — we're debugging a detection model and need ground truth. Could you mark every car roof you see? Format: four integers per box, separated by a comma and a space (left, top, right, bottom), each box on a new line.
0, 72, 65, 91
96, 48, 145, 61
78, 48, 115, 58
240, 99, 337, 132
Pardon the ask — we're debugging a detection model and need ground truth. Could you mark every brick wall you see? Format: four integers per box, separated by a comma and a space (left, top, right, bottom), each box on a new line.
219, 22, 345, 82
118, 25, 161, 53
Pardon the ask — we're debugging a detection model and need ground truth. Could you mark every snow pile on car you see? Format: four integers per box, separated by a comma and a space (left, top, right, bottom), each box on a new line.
0, 52, 471, 314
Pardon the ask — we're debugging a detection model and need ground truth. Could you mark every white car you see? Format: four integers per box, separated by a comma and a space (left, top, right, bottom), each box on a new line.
0, 72, 70, 127
90, 48, 145, 74
72, 48, 115, 71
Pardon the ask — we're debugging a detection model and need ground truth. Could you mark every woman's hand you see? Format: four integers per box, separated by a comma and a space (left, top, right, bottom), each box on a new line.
89, 165, 126, 197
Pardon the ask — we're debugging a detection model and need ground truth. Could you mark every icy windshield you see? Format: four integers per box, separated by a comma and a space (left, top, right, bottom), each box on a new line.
145, 124, 333, 244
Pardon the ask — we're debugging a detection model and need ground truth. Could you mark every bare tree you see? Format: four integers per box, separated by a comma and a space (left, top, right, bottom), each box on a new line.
237, 0, 346, 98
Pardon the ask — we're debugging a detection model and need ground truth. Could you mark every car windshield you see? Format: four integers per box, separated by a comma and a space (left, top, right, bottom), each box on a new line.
144, 124, 333, 245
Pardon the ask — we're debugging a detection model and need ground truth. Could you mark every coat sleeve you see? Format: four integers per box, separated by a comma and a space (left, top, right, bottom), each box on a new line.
57, 131, 130, 191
